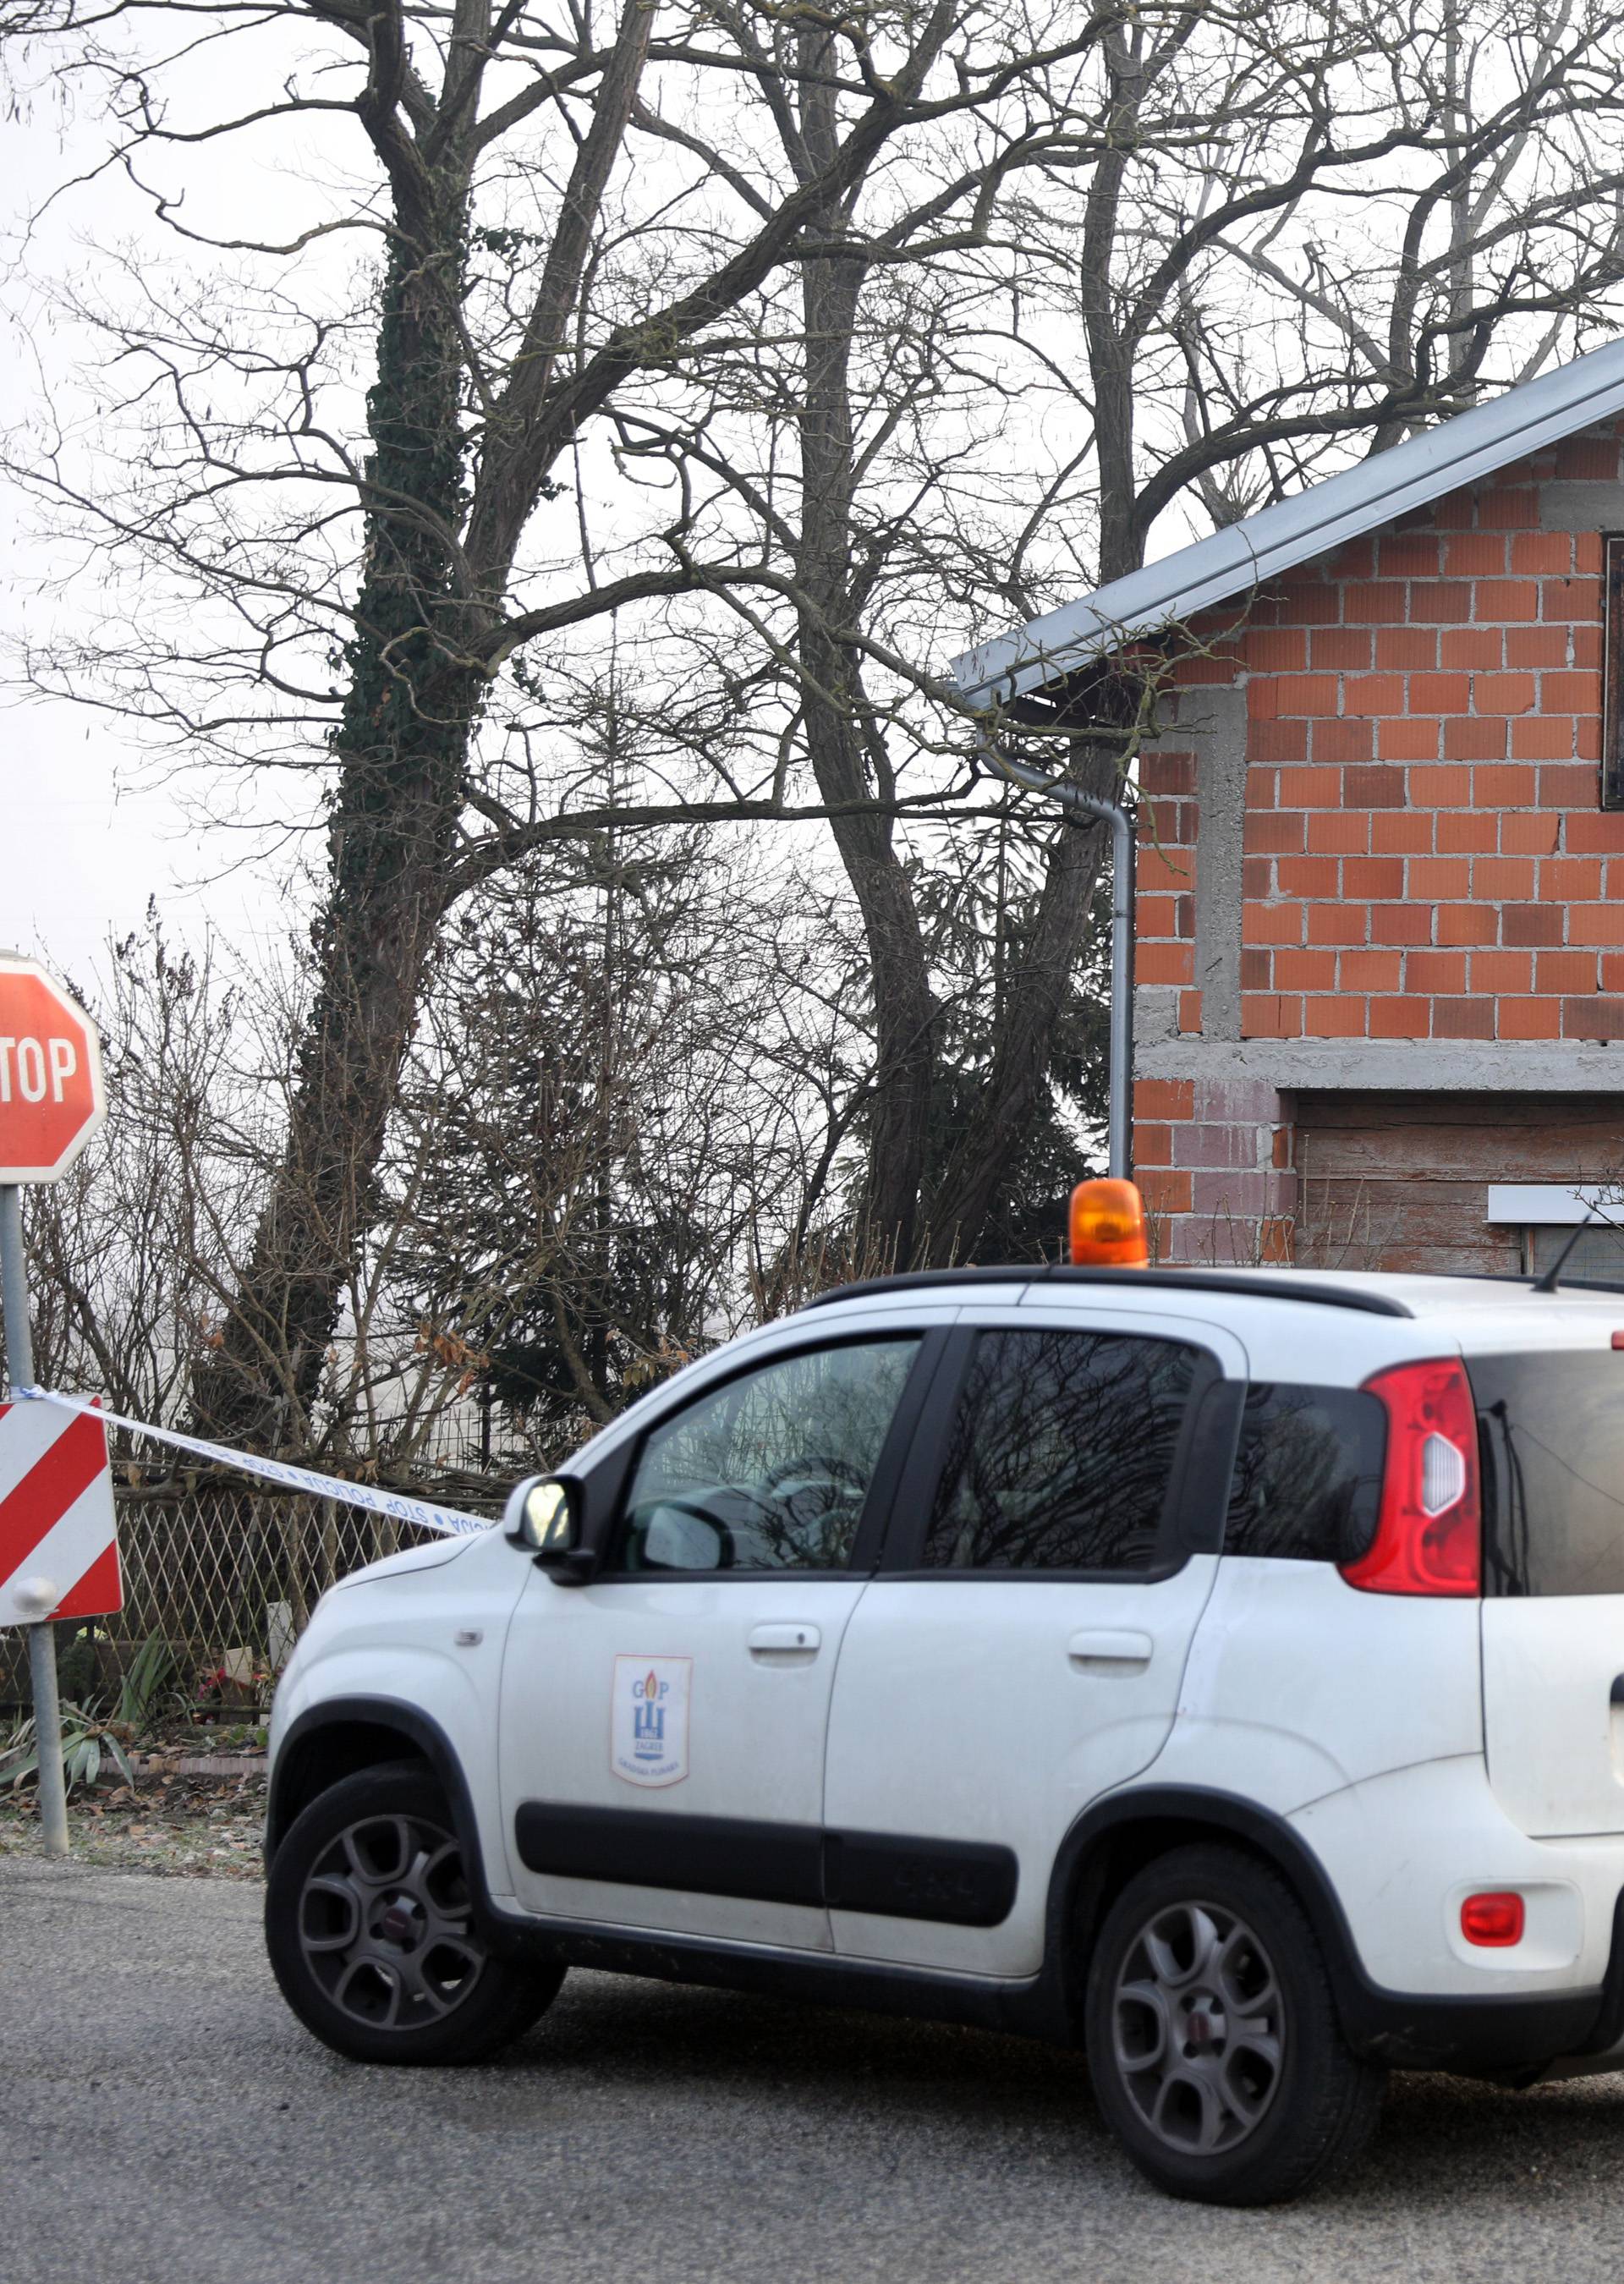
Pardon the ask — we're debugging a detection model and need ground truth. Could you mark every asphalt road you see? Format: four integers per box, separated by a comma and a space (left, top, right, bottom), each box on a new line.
7, 1859, 1624, 2284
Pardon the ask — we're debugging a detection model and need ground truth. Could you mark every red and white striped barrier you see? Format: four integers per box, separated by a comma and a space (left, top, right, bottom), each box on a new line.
0, 1396, 119, 1627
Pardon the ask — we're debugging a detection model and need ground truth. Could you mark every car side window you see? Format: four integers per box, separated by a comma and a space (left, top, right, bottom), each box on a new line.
617, 1338, 920, 1575
1224, 1382, 1385, 1564
922, 1327, 1199, 1574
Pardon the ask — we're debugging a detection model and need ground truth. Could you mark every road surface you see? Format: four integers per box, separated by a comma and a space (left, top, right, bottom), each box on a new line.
3, 1857, 1623, 2283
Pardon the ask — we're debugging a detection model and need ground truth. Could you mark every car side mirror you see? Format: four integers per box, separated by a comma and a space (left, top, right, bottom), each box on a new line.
502, 1474, 597, 1585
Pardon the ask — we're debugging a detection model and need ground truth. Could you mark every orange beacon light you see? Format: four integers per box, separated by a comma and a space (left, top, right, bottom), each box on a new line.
1068, 1177, 1149, 1268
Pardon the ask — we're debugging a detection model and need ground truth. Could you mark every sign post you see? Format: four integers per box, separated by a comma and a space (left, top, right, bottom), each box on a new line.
0, 954, 108, 1857
0, 1189, 68, 1853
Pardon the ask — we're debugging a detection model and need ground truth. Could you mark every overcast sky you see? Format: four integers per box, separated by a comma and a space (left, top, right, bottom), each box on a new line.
2, 76, 316, 1002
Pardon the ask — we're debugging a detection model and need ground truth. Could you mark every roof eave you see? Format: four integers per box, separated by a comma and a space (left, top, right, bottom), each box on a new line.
951, 336, 1624, 710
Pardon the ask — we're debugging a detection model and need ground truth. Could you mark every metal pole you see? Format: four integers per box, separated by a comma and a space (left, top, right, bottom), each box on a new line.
978, 737, 1135, 1180
1, 1185, 69, 1857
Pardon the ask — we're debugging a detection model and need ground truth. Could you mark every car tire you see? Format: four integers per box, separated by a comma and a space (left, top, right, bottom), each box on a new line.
1084, 1842, 1385, 2205
265, 1761, 564, 2066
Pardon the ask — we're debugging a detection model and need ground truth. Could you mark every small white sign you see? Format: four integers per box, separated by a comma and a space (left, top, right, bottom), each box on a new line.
1485, 1183, 1621, 1227
611, 1654, 691, 1788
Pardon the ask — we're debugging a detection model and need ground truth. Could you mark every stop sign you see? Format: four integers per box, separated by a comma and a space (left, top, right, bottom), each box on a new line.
0, 955, 106, 1183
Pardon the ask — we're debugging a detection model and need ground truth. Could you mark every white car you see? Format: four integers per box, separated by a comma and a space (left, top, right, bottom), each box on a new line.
264, 1188, 1624, 2205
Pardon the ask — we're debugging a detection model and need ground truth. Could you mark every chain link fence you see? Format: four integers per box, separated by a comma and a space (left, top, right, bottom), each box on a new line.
0, 1474, 508, 1710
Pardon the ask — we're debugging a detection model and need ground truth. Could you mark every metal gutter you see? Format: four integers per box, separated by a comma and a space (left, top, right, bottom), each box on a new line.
977, 735, 1134, 1180
952, 335, 1624, 707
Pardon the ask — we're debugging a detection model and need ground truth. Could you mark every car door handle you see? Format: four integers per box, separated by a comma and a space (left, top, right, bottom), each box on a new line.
1068, 1628, 1154, 1672
749, 1622, 821, 1658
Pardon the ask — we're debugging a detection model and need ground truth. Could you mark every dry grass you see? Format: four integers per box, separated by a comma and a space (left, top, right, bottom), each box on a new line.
0, 1766, 266, 1879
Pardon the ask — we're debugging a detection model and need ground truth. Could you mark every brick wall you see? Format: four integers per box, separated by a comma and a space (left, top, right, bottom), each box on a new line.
1130, 420, 1624, 1264
1134, 1074, 1295, 1265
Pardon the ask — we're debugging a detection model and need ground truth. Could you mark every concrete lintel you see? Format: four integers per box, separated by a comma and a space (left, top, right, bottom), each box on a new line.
1136, 1036, 1624, 1094
1539, 481, 1624, 531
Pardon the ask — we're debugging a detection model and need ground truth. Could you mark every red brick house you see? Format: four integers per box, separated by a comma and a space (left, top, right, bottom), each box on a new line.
956, 340, 1624, 1278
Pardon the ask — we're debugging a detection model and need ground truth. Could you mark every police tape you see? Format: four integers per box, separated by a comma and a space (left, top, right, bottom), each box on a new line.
8, 1385, 492, 1538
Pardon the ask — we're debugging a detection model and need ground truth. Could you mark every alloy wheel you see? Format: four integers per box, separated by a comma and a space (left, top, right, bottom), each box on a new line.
1111, 1897, 1286, 2155
296, 1809, 486, 2032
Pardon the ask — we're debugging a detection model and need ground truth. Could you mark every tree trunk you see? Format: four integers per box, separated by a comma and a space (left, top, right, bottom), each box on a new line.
793, 47, 937, 1268
924, 26, 1155, 1264
1080, 30, 1146, 585
928, 746, 1118, 1263
198, 206, 478, 1447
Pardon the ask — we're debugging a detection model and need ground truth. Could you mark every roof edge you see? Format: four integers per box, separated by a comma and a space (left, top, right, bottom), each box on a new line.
953, 336, 1624, 708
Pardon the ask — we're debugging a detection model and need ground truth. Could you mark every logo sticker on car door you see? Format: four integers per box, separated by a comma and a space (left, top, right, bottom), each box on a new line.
612, 1655, 692, 1787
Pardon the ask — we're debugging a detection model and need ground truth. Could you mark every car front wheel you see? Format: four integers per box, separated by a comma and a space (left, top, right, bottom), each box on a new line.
265, 1761, 563, 2065
1084, 1842, 1385, 2204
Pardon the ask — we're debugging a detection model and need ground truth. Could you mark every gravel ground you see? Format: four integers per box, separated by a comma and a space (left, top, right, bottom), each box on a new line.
8, 1853, 1624, 2284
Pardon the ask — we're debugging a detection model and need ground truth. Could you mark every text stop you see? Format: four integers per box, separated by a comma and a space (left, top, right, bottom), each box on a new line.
0, 1036, 79, 1105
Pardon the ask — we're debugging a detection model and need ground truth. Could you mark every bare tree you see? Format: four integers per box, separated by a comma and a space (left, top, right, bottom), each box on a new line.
19, 918, 272, 1422
1027, 0, 1624, 579
9, 0, 1624, 1440
751, 0, 1624, 1262
3, 0, 1132, 1447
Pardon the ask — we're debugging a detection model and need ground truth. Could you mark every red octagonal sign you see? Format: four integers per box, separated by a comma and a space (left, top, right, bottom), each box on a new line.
0, 955, 106, 1183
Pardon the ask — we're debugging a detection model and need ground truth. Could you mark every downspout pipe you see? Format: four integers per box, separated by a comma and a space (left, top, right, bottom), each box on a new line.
977, 735, 1135, 1183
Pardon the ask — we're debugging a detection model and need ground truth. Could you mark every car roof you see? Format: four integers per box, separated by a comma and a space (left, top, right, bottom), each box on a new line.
802, 1262, 1624, 1330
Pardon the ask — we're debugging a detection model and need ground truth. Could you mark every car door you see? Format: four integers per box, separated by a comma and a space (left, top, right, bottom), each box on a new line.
497, 1318, 948, 1951
821, 1301, 1245, 1977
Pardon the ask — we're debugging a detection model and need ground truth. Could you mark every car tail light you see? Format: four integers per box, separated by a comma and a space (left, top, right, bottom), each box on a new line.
1340, 1358, 1480, 1596
1461, 1891, 1524, 1947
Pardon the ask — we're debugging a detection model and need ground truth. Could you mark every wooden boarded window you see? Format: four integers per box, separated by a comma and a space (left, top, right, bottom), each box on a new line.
1605, 534, 1624, 808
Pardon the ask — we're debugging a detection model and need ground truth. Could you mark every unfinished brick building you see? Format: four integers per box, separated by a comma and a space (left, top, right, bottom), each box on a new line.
956, 341, 1624, 1277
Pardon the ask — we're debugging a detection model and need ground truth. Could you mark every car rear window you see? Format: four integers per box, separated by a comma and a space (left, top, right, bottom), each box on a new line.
1224, 1383, 1385, 1565
1470, 1349, 1624, 1596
